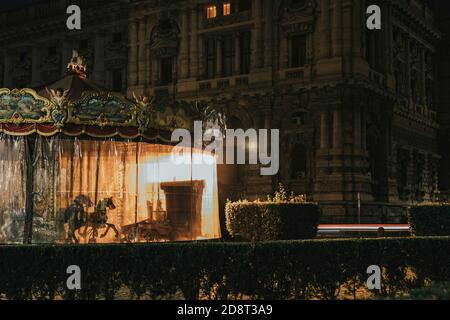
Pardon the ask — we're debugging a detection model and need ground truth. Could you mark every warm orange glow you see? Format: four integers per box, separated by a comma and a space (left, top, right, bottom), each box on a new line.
223, 3, 231, 16
206, 5, 217, 19
58, 141, 221, 243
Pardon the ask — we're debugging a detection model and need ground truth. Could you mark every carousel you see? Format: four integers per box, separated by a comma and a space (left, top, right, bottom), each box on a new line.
0, 51, 221, 244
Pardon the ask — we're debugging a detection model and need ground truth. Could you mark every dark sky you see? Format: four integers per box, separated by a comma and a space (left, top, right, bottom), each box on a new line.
0, 0, 33, 12
0, 0, 441, 13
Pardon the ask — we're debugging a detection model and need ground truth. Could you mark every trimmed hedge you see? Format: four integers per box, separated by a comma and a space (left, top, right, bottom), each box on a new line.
409, 203, 450, 236
391, 282, 450, 300
225, 202, 320, 241
0, 237, 449, 300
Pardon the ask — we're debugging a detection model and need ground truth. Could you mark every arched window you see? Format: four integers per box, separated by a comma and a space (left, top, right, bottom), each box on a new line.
291, 0, 306, 8
150, 18, 179, 86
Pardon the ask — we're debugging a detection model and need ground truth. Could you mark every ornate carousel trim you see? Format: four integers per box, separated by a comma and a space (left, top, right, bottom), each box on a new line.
0, 122, 174, 143
0, 52, 221, 140
0, 87, 215, 137
0, 88, 54, 124
68, 91, 138, 128
0, 123, 59, 137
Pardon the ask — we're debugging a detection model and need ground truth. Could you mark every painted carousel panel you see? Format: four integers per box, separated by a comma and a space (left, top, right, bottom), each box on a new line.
0, 88, 53, 123
68, 91, 137, 127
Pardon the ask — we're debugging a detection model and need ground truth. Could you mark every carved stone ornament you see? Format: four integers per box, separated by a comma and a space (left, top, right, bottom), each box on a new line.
150, 18, 179, 59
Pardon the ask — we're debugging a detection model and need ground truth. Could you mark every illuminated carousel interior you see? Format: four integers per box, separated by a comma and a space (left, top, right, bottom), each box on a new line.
0, 51, 221, 244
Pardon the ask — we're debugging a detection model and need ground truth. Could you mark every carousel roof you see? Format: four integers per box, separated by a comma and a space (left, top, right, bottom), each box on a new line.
0, 51, 177, 141
37, 72, 110, 102
36, 51, 118, 101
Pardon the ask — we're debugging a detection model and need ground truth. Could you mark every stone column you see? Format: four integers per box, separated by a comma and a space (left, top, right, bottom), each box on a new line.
352, 0, 362, 57
128, 20, 138, 86
320, 111, 328, 149
264, 108, 271, 129
146, 16, 152, 89
234, 32, 241, 75
93, 33, 105, 83
263, 0, 273, 68
179, 10, 189, 79
251, 0, 263, 69
280, 35, 289, 69
342, 0, 352, 59
361, 106, 367, 151
264, 107, 272, 152
332, 109, 342, 148
216, 37, 222, 77
431, 156, 439, 193
146, 44, 152, 88
3, 52, 12, 88
31, 47, 41, 87
198, 35, 205, 79
272, 14, 280, 71
353, 104, 362, 150
319, 0, 331, 59
151, 58, 159, 86
331, 0, 342, 57
423, 153, 430, 199
138, 18, 147, 86
421, 48, 427, 104
190, 8, 199, 78
385, 2, 394, 74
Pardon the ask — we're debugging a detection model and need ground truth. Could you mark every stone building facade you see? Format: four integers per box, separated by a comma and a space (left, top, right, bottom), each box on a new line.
432, 0, 450, 201
0, 0, 129, 91
0, 0, 444, 223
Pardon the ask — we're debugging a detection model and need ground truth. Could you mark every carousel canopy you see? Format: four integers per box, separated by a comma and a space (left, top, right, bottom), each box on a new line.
0, 50, 198, 141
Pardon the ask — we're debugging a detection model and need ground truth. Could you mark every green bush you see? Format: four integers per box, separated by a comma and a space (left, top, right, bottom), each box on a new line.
226, 184, 320, 241
395, 282, 450, 300
409, 203, 450, 236
225, 201, 320, 241
0, 237, 449, 300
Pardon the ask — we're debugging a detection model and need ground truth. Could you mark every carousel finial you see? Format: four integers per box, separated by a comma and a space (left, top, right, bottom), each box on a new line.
66, 49, 87, 78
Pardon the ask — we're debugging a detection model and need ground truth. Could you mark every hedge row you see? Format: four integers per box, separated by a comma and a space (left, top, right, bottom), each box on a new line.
409, 203, 450, 236
388, 282, 450, 300
0, 237, 449, 300
225, 202, 320, 241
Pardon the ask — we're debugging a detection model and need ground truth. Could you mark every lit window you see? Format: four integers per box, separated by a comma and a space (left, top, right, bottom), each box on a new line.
206, 5, 217, 19
223, 2, 231, 16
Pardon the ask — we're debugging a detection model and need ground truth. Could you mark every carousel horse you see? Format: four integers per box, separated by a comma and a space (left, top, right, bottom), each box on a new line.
64, 195, 93, 243
82, 197, 119, 242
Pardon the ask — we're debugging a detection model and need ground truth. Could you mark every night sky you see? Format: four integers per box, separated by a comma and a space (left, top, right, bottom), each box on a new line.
0, 0, 33, 12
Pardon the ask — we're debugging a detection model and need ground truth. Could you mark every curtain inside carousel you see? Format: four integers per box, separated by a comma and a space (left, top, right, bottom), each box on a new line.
0, 133, 221, 244
0, 135, 27, 243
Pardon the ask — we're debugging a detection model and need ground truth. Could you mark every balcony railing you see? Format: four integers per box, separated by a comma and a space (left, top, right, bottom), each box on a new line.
280, 67, 305, 81
198, 75, 249, 91
286, 68, 305, 80
202, 10, 251, 29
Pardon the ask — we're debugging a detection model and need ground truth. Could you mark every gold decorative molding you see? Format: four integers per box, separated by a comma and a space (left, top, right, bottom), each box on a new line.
0, 88, 55, 123
67, 91, 138, 127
